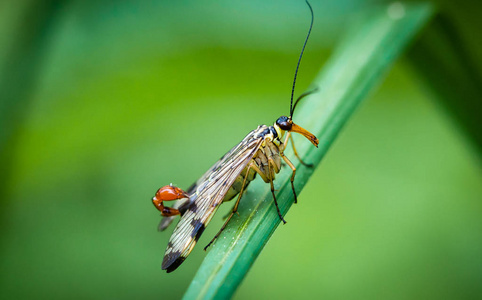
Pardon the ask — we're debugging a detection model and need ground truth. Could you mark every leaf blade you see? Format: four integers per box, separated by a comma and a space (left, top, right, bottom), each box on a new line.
184, 3, 434, 299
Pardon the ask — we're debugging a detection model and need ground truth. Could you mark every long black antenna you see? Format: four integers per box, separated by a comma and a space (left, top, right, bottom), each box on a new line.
290, 0, 314, 118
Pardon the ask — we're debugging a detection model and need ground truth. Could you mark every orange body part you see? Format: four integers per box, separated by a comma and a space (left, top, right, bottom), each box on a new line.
290, 123, 319, 147
152, 185, 189, 217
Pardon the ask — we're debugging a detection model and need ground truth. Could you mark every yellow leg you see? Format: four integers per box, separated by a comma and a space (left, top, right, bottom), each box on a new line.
283, 131, 291, 147
281, 153, 298, 204
264, 146, 287, 223
204, 163, 254, 250
289, 134, 313, 167
250, 162, 269, 183
266, 156, 287, 224
245, 160, 285, 223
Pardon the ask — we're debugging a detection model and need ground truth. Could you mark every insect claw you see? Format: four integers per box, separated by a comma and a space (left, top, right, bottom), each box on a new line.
204, 241, 213, 251
280, 215, 287, 224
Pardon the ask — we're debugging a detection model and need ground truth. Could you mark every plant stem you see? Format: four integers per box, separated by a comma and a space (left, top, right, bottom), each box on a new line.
183, 3, 434, 299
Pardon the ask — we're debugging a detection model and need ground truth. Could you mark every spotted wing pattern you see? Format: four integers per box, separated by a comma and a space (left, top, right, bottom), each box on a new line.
161, 125, 268, 272
158, 131, 252, 231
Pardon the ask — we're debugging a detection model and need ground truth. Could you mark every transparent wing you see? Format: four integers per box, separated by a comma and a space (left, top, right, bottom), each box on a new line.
161, 126, 268, 272
157, 198, 192, 231
157, 128, 262, 231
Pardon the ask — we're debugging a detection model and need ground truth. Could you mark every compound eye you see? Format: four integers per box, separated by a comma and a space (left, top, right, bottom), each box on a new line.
276, 116, 292, 131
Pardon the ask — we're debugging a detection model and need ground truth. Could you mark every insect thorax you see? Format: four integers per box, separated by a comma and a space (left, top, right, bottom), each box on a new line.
221, 124, 284, 203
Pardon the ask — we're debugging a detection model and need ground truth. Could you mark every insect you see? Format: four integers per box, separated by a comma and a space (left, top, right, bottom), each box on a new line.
152, 0, 317, 273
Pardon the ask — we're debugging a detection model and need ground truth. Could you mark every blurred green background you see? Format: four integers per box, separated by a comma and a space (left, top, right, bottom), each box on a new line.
1, 0, 481, 299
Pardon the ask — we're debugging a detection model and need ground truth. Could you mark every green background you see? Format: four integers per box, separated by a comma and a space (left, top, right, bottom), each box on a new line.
1, 0, 481, 299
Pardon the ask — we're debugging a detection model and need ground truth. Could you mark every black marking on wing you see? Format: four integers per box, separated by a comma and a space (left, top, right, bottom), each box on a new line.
165, 256, 185, 273
164, 223, 205, 273
190, 217, 203, 234
161, 126, 269, 271
158, 133, 250, 231
193, 223, 206, 242
158, 197, 192, 231
187, 201, 198, 214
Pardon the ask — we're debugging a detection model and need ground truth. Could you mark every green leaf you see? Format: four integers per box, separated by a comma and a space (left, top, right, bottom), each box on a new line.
184, 3, 434, 299
407, 13, 482, 155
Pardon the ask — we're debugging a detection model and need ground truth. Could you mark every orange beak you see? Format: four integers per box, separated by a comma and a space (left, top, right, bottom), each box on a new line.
290, 123, 319, 147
